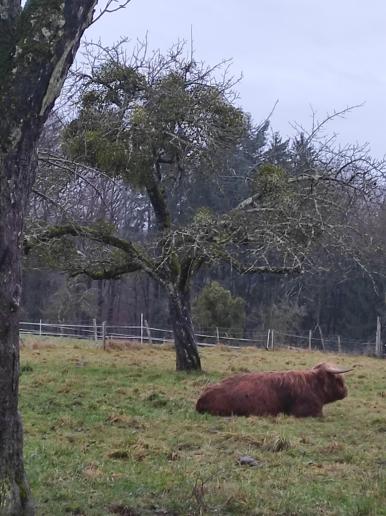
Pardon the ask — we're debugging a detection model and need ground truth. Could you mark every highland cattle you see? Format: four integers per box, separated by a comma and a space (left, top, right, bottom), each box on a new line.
196, 362, 353, 417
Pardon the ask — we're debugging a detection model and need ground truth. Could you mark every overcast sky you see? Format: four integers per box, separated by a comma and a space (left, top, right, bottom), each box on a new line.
88, 0, 386, 157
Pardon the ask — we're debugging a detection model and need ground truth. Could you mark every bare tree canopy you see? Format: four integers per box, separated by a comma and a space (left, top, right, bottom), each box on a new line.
27, 42, 386, 372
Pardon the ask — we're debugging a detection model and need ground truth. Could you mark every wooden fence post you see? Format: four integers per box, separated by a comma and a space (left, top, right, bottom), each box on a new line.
144, 319, 152, 344
337, 335, 342, 353
308, 330, 312, 351
102, 321, 106, 351
39, 319, 42, 336
317, 324, 325, 351
375, 316, 383, 357
93, 318, 98, 343
140, 313, 144, 345
216, 327, 220, 345
266, 329, 271, 350
271, 329, 274, 350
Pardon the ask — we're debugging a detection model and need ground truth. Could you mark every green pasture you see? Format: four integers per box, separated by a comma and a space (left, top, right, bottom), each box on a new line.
19, 337, 386, 515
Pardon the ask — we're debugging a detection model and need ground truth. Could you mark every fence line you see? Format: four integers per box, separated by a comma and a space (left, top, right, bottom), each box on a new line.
19, 318, 385, 357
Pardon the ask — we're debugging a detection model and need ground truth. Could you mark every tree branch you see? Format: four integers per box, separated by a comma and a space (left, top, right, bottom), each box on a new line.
32, 188, 69, 217
71, 261, 141, 279
27, 222, 161, 280
91, 0, 131, 25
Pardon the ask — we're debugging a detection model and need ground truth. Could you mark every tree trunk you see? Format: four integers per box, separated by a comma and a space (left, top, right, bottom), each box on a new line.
0, 1, 100, 512
97, 280, 104, 322
168, 287, 201, 371
0, 149, 35, 514
107, 280, 117, 325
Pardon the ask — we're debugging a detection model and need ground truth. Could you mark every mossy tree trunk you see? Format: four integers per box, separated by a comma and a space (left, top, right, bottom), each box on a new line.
168, 285, 202, 372
0, 143, 36, 516
0, 1, 99, 513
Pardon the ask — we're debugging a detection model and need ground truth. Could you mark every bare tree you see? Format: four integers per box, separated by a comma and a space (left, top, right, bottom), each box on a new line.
27, 45, 385, 372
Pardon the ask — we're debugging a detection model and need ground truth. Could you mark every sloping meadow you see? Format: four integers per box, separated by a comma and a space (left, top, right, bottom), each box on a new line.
19, 338, 386, 515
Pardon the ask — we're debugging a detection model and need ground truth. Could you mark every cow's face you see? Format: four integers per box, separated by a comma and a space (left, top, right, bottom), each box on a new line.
324, 372, 347, 402
313, 363, 351, 403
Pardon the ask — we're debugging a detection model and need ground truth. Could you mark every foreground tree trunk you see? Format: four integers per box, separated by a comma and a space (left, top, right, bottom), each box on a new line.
168, 287, 201, 371
0, 152, 35, 515
0, 1, 100, 512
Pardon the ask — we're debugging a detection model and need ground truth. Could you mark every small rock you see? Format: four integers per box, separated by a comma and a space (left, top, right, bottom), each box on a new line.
238, 455, 263, 467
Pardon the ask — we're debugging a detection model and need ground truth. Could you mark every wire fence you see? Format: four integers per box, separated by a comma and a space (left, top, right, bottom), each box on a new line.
19, 318, 385, 357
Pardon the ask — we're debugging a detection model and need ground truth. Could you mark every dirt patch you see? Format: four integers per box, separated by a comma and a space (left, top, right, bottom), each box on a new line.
105, 414, 146, 429
107, 450, 130, 459
108, 504, 140, 516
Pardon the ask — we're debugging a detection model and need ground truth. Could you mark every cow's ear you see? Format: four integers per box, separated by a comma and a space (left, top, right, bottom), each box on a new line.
312, 362, 327, 371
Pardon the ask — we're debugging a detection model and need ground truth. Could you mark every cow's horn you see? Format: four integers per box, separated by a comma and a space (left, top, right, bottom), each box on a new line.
324, 364, 354, 374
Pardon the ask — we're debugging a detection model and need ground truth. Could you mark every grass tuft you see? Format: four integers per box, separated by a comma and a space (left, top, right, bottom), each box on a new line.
261, 434, 292, 452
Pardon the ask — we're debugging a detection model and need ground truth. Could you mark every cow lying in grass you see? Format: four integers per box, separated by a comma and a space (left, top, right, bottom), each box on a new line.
196, 362, 353, 417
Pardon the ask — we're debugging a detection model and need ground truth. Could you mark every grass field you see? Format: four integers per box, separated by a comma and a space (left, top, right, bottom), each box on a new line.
19, 337, 386, 515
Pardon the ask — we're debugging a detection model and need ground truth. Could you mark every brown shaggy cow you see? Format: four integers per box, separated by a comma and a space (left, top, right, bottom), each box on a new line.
196, 362, 353, 417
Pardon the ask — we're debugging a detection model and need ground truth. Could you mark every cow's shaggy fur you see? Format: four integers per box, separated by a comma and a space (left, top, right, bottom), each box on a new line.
196, 362, 352, 417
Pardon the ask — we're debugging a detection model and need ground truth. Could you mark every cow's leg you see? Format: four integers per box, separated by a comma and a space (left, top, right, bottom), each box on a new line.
291, 398, 323, 417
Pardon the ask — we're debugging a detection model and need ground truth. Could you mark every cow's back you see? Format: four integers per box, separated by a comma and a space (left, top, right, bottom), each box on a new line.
196, 372, 285, 416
